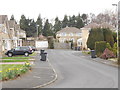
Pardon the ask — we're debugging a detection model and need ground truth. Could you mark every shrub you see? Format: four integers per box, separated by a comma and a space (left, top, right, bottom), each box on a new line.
95, 41, 106, 57
106, 43, 112, 51
1, 63, 31, 81
112, 42, 117, 57
47, 36, 54, 49
100, 48, 115, 59
87, 28, 104, 50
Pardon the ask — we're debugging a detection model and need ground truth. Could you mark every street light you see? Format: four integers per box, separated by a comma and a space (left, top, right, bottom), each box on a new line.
36, 24, 39, 40
112, 3, 119, 63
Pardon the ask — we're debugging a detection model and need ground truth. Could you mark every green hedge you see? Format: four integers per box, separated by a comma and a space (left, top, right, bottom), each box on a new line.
95, 41, 106, 57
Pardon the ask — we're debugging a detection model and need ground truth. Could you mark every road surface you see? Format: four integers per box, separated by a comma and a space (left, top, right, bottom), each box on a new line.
46, 49, 118, 88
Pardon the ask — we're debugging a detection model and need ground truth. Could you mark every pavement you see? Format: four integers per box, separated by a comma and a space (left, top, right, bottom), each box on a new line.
72, 51, 119, 67
1, 52, 57, 89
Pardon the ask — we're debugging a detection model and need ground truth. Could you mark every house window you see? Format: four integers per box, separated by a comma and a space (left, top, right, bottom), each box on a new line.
61, 33, 66, 36
70, 33, 73, 36
76, 33, 81, 36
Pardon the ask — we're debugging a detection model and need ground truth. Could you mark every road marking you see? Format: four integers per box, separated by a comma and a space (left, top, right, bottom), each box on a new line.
33, 58, 58, 88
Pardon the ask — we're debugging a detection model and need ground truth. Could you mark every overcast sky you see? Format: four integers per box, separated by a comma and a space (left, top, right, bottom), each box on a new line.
0, 0, 119, 21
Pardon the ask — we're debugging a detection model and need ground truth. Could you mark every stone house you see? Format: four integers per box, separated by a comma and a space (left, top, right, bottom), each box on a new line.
0, 15, 26, 58
56, 27, 82, 45
0, 15, 11, 57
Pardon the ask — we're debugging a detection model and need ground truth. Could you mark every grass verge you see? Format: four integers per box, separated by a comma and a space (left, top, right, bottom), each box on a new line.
1, 60, 29, 62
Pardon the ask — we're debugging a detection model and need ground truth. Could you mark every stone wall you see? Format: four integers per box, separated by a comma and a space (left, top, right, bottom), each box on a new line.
54, 42, 71, 49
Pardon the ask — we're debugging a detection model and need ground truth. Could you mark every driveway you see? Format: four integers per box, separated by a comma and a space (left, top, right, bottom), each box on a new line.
46, 49, 118, 88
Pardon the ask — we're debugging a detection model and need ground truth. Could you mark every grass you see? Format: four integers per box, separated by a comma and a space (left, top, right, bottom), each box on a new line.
30, 52, 37, 56
2, 57, 31, 59
82, 51, 91, 55
1, 60, 29, 62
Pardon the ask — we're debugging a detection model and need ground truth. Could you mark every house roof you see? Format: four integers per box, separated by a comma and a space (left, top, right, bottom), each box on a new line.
0, 15, 8, 24
83, 23, 100, 29
100, 22, 115, 29
57, 27, 81, 34
83, 22, 115, 30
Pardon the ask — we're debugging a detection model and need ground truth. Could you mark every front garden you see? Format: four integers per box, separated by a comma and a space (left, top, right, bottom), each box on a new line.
0, 63, 31, 81
0, 52, 36, 81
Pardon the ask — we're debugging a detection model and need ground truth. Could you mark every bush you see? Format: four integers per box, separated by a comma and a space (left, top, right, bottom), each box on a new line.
106, 43, 112, 51
1, 63, 31, 81
47, 36, 54, 49
100, 48, 115, 59
87, 28, 104, 50
112, 42, 117, 57
95, 41, 106, 57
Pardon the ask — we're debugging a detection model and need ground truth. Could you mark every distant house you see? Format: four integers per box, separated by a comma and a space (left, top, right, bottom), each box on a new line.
0, 15, 26, 58
56, 27, 82, 44
79, 22, 116, 50
0, 15, 11, 57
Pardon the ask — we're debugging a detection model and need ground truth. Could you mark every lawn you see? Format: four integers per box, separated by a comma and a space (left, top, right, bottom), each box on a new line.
2, 57, 31, 59
1, 60, 29, 62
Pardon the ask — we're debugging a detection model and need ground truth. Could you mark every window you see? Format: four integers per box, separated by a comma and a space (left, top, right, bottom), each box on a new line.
61, 33, 66, 36
76, 33, 81, 36
15, 47, 20, 50
69, 33, 73, 36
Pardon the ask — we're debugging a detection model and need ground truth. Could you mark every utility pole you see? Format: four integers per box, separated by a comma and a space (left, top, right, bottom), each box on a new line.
112, 3, 119, 64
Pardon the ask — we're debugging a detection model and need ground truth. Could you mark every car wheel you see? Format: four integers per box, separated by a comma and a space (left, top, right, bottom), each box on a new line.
24, 52, 29, 57
8, 53, 13, 57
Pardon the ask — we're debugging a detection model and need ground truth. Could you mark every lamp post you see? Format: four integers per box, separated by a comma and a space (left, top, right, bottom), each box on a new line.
36, 24, 39, 40
112, 3, 119, 64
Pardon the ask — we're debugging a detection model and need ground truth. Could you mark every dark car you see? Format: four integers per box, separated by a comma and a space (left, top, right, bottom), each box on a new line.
5, 46, 33, 57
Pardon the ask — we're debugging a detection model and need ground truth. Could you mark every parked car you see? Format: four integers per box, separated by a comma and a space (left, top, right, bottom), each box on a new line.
29, 46, 37, 52
5, 46, 33, 57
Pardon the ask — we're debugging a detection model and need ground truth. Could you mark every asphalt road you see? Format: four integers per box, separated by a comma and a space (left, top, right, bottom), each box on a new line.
45, 49, 118, 88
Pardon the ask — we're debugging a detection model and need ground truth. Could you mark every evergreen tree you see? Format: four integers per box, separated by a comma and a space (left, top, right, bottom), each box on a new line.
81, 13, 87, 24
76, 14, 84, 29
36, 14, 42, 35
102, 28, 114, 47
68, 15, 76, 27
10, 15, 15, 20
62, 15, 68, 28
53, 17, 62, 37
87, 28, 104, 50
43, 19, 53, 36
29, 19, 37, 37
20, 15, 27, 30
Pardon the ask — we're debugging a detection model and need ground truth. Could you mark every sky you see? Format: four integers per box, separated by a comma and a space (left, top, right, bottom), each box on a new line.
0, 0, 119, 22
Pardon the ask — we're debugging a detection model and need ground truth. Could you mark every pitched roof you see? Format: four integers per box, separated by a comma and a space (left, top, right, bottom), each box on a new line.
0, 15, 8, 24
83, 23, 100, 29
57, 27, 81, 34
100, 22, 115, 29
83, 22, 115, 30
